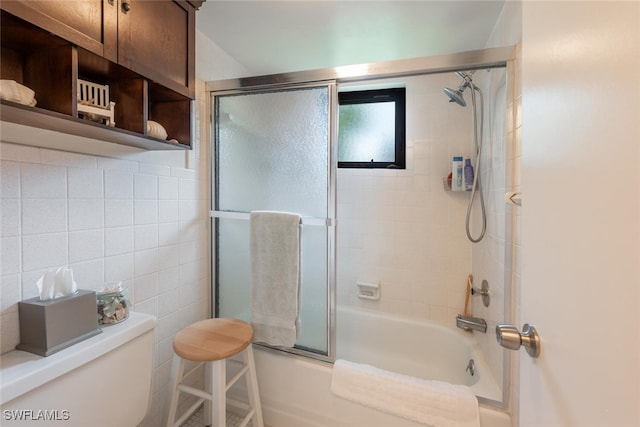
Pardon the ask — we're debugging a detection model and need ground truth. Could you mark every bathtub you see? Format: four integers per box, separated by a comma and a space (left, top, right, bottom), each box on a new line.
249, 306, 511, 427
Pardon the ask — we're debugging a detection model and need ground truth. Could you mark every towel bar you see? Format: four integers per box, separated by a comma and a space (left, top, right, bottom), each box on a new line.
210, 210, 334, 227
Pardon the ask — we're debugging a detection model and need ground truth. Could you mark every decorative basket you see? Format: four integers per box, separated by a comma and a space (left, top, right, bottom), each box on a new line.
77, 79, 115, 126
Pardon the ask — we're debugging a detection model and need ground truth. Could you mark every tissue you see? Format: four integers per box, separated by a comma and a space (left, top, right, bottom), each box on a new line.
36, 267, 78, 301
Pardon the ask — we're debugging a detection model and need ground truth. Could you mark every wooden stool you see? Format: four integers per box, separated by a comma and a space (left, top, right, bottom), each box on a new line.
165, 318, 264, 427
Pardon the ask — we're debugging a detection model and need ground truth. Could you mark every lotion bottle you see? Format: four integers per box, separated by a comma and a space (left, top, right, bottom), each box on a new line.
452, 156, 464, 191
464, 158, 474, 191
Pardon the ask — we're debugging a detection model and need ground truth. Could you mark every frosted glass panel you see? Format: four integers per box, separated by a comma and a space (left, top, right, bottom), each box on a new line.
215, 86, 331, 355
217, 219, 251, 320
217, 219, 328, 352
338, 102, 396, 163
217, 87, 328, 216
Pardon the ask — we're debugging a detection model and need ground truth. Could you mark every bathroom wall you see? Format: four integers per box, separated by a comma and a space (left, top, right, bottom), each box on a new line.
336, 45, 516, 408
336, 73, 477, 324
481, 0, 522, 420
466, 64, 510, 402
0, 30, 247, 426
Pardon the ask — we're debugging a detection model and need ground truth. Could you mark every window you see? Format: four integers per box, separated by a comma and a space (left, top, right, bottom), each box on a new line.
338, 87, 406, 169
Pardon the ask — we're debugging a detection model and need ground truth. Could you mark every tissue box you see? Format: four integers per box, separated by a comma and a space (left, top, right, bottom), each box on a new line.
17, 289, 102, 356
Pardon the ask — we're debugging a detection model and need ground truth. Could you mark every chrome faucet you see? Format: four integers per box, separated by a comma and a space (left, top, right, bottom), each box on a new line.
456, 314, 487, 333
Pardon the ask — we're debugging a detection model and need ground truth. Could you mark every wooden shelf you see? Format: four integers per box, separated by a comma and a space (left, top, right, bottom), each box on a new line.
1, 101, 189, 151
0, 2, 199, 151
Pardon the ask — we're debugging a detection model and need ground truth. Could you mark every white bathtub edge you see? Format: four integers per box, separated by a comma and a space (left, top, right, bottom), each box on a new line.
253, 347, 512, 427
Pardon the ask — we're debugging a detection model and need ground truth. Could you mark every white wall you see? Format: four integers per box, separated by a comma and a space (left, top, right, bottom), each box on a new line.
0, 138, 211, 424
0, 33, 246, 426
520, 2, 639, 426
196, 29, 251, 81
482, 0, 523, 419
336, 66, 513, 406
336, 73, 474, 325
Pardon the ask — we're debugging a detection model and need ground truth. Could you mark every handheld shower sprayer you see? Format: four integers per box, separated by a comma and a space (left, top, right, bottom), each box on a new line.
443, 71, 487, 243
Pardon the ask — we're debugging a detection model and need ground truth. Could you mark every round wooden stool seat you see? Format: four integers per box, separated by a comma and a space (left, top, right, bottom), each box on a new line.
172, 318, 253, 362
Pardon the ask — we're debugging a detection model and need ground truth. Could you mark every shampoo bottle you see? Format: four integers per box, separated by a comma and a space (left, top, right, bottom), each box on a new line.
452, 156, 464, 191
464, 158, 474, 191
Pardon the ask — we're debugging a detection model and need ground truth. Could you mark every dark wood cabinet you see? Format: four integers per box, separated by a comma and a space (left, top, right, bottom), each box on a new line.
1, 0, 118, 62
118, 0, 195, 98
0, 0, 204, 150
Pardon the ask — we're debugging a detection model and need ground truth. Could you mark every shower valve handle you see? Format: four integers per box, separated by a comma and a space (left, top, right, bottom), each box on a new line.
496, 323, 541, 358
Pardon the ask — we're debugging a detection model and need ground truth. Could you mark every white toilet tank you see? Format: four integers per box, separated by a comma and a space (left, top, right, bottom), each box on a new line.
1, 312, 156, 427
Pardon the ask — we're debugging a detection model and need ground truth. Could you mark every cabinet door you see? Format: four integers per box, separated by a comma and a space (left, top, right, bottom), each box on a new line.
117, 0, 195, 99
0, 0, 117, 62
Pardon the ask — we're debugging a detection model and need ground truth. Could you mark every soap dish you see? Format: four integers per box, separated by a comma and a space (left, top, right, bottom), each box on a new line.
356, 281, 380, 300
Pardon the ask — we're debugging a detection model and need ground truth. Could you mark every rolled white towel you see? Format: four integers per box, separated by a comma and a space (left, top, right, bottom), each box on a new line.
0, 80, 37, 106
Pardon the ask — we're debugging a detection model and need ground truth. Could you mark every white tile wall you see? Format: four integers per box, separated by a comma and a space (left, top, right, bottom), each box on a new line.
68, 199, 104, 231
508, 43, 523, 425
68, 167, 103, 198
0, 161, 21, 197
336, 73, 477, 324
104, 169, 134, 199
0, 110, 210, 427
22, 199, 67, 234
484, 1, 522, 419
69, 229, 104, 263
468, 64, 512, 400
20, 163, 66, 198
134, 173, 158, 199
104, 199, 133, 228
336, 69, 516, 406
21, 233, 68, 272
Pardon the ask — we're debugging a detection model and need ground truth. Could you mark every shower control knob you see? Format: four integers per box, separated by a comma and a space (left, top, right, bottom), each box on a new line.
496, 323, 541, 358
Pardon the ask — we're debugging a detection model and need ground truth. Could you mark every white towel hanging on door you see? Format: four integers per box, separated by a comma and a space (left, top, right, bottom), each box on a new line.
250, 210, 301, 347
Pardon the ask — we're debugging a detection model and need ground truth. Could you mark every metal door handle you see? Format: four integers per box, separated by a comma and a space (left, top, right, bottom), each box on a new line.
496, 323, 540, 358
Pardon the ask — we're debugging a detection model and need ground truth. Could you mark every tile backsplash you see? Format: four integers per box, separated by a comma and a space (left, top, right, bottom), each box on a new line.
0, 139, 209, 426
336, 73, 477, 325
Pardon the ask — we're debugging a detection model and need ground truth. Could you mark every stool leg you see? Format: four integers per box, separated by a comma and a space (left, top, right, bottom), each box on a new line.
204, 362, 212, 425
243, 345, 264, 427
209, 359, 226, 427
165, 354, 185, 427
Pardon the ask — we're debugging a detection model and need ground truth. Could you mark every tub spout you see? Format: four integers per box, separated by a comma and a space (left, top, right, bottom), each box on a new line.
456, 314, 487, 333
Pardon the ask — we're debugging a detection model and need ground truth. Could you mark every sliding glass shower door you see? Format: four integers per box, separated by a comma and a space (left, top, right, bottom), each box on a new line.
212, 84, 335, 357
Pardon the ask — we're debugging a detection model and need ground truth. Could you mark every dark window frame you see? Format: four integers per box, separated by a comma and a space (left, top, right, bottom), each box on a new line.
337, 87, 406, 169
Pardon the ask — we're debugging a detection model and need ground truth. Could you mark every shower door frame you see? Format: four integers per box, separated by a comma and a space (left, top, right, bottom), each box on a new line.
207, 44, 516, 369
210, 81, 339, 362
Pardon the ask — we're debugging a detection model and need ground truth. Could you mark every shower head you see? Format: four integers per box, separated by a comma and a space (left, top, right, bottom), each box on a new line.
444, 87, 467, 107
444, 71, 476, 107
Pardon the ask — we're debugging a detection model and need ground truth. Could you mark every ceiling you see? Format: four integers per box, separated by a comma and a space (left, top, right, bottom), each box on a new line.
196, 1, 506, 76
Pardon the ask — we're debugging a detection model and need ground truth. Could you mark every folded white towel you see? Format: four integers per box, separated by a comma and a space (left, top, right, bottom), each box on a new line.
331, 359, 480, 427
250, 210, 301, 347
0, 80, 37, 107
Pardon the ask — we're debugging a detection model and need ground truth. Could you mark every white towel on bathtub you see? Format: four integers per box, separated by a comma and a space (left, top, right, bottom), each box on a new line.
250, 210, 301, 347
331, 359, 480, 427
